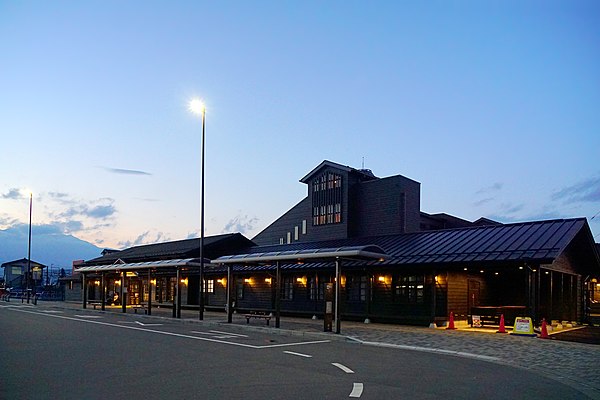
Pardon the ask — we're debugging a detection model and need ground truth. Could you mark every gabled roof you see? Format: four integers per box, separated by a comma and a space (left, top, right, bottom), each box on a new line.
299, 160, 378, 183
229, 218, 598, 272
83, 233, 255, 266
1, 258, 47, 269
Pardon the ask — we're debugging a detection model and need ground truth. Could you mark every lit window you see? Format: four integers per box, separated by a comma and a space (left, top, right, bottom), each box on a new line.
206, 279, 214, 294
294, 226, 299, 241
312, 172, 342, 226
302, 220, 307, 234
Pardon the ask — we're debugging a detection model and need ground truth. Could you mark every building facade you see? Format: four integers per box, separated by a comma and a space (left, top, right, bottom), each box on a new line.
76, 160, 600, 327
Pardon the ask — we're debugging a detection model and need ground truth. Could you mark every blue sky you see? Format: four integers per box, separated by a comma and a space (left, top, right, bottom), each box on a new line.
1, 0, 599, 249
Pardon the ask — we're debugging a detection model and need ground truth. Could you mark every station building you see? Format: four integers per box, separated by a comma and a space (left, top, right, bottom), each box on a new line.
75, 160, 600, 327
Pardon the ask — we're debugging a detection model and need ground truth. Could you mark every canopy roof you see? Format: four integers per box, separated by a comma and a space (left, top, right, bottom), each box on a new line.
75, 258, 203, 273
212, 245, 387, 265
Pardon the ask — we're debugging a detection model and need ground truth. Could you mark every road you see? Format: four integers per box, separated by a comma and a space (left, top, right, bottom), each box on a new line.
1, 303, 594, 399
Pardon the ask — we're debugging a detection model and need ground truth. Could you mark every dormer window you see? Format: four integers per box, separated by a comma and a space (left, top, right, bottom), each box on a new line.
312, 172, 342, 226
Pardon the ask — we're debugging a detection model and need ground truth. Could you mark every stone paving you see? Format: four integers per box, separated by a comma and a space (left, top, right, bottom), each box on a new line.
20, 301, 600, 399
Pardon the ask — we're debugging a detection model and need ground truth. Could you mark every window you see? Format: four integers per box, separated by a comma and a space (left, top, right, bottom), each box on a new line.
394, 275, 424, 304
346, 275, 367, 302
281, 276, 294, 300
236, 278, 244, 300
312, 172, 342, 226
294, 226, 299, 241
302, 220, 307, 234
309, 276, 325, 300
287, 232, 291, 244
206, 279, 214, 294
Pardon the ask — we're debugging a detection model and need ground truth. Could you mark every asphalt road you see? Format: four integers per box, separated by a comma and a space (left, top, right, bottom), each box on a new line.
1, 304, 594, 399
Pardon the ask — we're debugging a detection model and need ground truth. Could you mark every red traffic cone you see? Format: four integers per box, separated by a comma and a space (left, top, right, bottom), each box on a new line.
446, 311, 457, 330
539, 318, 549, 339
496, 314, 507, 333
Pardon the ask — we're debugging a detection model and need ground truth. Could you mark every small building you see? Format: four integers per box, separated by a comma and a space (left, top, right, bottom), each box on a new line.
1, 258, 47, 290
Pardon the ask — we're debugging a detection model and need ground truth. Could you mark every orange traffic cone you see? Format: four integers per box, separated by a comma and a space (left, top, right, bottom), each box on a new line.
496, 314, 507, 333
539, 318, 549, 339
446, 311, 457, 330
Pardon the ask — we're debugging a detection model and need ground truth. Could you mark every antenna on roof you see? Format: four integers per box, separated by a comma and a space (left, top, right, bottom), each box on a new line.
362, 157, 365, 169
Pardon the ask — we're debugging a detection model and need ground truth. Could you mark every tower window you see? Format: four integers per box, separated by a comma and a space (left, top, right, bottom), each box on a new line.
312, 172, 342, 226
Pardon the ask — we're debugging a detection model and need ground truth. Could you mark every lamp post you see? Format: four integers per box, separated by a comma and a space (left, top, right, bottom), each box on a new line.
27, 192, 32, 304
189, 98, 206, 320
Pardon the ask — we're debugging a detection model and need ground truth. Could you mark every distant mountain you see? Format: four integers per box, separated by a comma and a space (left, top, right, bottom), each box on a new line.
0, 224, 102, 270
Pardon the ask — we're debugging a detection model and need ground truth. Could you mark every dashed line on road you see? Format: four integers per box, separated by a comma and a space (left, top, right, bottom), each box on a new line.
349, 383, 364, 398
73, 315, 103, 318
283, 350, 312, 358
332, 363, 355, 374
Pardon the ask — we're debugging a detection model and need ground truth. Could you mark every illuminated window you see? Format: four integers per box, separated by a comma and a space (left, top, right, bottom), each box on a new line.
206, 279, 214, 294
312, 172, 342, 226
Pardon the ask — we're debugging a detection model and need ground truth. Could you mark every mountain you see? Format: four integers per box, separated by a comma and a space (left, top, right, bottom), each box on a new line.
0, 224, 102, 270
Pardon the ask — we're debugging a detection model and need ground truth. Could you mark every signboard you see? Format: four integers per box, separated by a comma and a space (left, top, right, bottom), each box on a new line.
472, 315, 481, 328
511, 316, 535, 336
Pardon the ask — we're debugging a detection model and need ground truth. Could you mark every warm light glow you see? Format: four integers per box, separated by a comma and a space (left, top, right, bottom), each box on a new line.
94, 280, 100, 286
150, 279, 157, 286
519, 266, 524, 270
218, 278, 227, 286
494, 272, 499, 276
181, 278, 188, 285
244, 278, 252, 284
115, 280, 121, 285
126, 272, 137, 277
296, 276, 307, 286
480, 270, 484, 273
377, 275, 391, 285
264, 278, 272, 284
463, 267, 468, 271
378, 276, 385, 282
189, 98, 205, 115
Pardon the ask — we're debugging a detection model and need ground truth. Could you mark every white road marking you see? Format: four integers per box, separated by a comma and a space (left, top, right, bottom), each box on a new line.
349, 383, 364, 398
41, 310, 64, 313
209, 330, 248, 338
6, 307, 330, 349
332, 363, 355, 374
283, 350, 312, 358
347, 338, 501, 362
73, 315, 102, 318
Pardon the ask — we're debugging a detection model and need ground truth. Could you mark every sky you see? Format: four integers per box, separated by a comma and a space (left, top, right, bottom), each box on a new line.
1, 0, 599, 250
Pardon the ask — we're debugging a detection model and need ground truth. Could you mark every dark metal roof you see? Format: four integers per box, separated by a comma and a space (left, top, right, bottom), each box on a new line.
236, 218, 592, 267
83, 233, 254, 266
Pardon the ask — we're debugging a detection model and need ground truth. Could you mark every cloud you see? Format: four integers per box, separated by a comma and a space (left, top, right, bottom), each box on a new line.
118, 231, 170, 248
222, 214, 259, 234
475, 182, 503, 195
101, 167, 152, 176
59, 199, 117, 220
473, 197, 494, 207
1, 188, 25, 199
552, 176, 600, 203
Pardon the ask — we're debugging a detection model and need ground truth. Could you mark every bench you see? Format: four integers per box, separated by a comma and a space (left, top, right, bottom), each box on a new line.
132, 304, 148, 314
245, 311, 271, 325
88, 301, 102, 310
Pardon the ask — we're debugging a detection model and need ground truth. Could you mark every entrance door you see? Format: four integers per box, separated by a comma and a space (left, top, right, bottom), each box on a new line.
468, 280, 480, 311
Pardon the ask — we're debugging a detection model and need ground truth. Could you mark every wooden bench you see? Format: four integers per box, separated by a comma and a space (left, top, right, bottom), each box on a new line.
245, 311, 271, 325
88, 301, 102, 310
132, 304, 148, 314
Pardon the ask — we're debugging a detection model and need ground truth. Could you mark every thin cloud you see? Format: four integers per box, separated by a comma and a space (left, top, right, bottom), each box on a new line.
475, 182, 503, 195
58, 199, 117, 220
552, 176, 600, 203
1, 188, 25, 199
101, 167, 152, 176
118, 231, 169, 248
222, 214, 259, 234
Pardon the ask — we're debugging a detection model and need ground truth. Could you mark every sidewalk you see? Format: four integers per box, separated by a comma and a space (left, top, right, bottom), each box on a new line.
23, 301, 600, 398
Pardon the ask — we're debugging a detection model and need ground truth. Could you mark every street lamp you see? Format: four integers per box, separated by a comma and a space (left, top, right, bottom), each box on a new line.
27, 192, 32, 304
189, 98, 206, 320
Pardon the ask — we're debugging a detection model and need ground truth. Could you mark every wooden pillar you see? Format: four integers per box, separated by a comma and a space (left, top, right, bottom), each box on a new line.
176, 268, 182, 318
100, 273, 106, 311
147, 269, 152, 316
275, 261, 281, 328
226, 264, 233, 323
335, 258, 341, 334
82, 273, 87, 309
121, 272, 126, 313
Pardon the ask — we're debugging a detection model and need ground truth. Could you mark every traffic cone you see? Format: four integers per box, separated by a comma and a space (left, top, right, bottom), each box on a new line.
496, 314, 507, 333
446, 311, 457, 330
539, 318, 549, 339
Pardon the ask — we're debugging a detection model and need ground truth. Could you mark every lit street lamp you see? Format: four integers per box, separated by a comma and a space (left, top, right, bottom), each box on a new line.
189, 98, 206, 320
